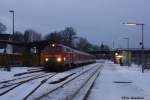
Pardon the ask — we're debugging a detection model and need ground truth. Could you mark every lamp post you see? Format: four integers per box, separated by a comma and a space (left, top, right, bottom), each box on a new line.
9, 10, 15, 69
123, 37, 130, 66
9, 10, 15, 38
123, 22, 145, 73
112, 40, 115, 63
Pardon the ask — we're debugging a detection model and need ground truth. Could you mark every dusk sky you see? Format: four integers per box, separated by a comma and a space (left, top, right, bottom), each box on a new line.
0, 0, 150, 48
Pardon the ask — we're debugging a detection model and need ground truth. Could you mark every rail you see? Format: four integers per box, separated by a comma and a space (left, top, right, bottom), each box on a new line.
36, 64, 102, 100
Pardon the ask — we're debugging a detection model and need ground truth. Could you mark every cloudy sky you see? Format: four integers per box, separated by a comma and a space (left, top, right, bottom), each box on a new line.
0, 0, 150, 48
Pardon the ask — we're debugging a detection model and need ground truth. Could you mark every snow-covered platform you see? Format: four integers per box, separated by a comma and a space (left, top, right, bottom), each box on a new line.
88, 61, 150, 100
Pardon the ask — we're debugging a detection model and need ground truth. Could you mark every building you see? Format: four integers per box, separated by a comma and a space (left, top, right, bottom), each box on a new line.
115, 48, 150, 65
89, 48, 150, 66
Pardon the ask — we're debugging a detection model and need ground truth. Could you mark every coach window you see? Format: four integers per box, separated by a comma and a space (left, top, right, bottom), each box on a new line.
66, 48, 71, 52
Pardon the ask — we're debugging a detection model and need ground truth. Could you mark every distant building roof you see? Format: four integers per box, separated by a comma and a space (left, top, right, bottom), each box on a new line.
115, 48, 150, 51
0, 34, 11, 49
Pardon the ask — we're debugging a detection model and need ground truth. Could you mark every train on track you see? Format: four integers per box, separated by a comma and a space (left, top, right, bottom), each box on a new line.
41, 43, 96, 71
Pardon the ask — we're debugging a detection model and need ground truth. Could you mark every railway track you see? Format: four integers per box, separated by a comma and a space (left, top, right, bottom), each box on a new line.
0, 73, 50, 89
0, 72, 54, 96
71, 65, 101, 100
27, 67, 44, 71
22, 73, 58, 100
0, 72, 46, 84
34, 63, 102, 100
14, 69, 44, 76
23, 65, 96, 100
0, 63, 103, 100
0, 67, 78, 99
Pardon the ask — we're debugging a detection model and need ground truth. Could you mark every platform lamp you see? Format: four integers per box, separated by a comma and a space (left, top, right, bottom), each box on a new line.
123, 22, 145, 73
9, 10, 15, 69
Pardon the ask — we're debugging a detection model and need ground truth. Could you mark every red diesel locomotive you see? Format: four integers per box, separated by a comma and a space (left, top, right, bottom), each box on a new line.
42, 43, 95, 71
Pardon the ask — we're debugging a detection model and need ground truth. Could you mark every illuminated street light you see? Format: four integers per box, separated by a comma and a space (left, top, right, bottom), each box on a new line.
115, 53, 118, 56
123, 23, 145, 26
123, 23, 137, 26
123, 22, 145, 73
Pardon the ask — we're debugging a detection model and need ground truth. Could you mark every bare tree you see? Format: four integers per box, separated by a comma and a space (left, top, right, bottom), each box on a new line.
91, 45, 100, 51
13, 31, 24, 42
44, 31, 62, 43
44, 27, 110, 52
100, 42, 110, 50
61, 27, 77, 48
76, 37, 93, 52
44, 27, 77, 47
24, 29, 41, 42
12, 31, 25, 53
0, 22, 7, 34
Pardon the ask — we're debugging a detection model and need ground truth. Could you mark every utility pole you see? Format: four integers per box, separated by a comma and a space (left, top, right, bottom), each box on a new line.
9, 10, 15, 40
9, 10, 15, 71
141, 24, 144, 73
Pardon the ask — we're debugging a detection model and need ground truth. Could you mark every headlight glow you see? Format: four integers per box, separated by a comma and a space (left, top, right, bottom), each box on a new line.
57, 57, 62, 62
63, 57, 66, 61
45, 58, 49, 62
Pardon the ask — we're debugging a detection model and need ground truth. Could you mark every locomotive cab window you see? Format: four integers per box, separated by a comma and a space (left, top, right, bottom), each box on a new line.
55, 46, 62, 52
44, 46, 61, 53
44, 47, 51, 53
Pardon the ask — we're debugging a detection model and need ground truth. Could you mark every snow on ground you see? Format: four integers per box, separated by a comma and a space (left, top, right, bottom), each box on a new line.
116, 64, 150, 97
2, 61, 150, 100
0, 67, 34, 81
88, 61, 150, 100
39, 64, 100, 100
0, 63, 102, 100
27, 63, 100, 100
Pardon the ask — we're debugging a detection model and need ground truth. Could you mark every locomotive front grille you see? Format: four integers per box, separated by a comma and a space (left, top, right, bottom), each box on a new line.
50, 57, 56, 62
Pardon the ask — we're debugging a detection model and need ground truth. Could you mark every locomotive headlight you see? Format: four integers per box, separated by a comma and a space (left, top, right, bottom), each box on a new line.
57, 57, 62, 62
45, 58, 49, 62
63, 57, 66, 61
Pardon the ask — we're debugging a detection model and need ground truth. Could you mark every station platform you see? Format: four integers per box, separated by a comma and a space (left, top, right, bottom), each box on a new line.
88, 61, 150, 100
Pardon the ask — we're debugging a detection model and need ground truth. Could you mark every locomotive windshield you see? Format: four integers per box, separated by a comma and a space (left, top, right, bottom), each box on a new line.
44, 45, 62, 53
55, 46, 61, 52
44, 47, 51, 53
